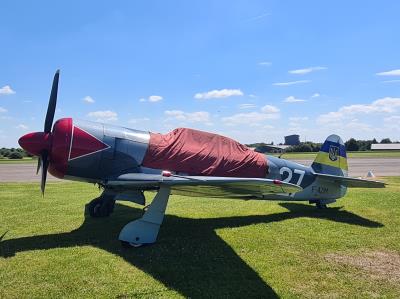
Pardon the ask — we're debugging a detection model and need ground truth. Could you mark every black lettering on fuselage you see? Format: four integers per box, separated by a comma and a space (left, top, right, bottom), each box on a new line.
312, 186, 329, 194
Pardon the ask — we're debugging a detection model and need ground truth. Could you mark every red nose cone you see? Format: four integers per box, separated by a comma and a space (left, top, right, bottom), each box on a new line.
18, 132, 52, 156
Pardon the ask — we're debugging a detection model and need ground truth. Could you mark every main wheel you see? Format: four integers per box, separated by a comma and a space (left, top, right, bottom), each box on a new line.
87, 197, 115, 217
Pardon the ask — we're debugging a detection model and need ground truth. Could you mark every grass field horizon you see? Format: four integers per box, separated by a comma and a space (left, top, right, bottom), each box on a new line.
1, 179, 400, 298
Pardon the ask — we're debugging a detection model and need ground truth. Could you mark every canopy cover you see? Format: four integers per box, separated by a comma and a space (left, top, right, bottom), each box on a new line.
142, 128, 268, 178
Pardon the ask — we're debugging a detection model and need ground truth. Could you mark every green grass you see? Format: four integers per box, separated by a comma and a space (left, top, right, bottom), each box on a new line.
1, 179, 400, 298
0, 157, 36, 164
272, 150, 400, 160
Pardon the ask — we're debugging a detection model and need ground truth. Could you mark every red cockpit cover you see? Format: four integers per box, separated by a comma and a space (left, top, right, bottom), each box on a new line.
142, 128, 268, 178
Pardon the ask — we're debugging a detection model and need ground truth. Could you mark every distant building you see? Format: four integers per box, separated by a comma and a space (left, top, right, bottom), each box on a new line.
284, 134, 300, 146
371, 143, 400, 150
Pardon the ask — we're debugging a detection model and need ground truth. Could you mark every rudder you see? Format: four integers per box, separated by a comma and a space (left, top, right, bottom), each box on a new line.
311, 135, 348, 177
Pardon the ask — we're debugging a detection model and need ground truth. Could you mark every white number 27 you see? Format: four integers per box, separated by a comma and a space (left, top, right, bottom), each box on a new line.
279, 167, 305, 186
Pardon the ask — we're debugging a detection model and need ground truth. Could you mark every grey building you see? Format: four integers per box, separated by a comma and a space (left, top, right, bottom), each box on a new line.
371, 143, 400, 150
284, 134, 300, 145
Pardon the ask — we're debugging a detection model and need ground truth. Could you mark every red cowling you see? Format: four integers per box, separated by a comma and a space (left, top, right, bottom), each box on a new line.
48, 118, 72, 178
142, 128, 268, 178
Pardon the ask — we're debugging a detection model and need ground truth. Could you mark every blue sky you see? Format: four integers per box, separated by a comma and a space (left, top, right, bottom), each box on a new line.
1, 0, 399, 147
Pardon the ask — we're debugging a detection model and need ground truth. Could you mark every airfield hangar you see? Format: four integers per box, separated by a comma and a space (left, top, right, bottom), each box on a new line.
284, 134, 300, 146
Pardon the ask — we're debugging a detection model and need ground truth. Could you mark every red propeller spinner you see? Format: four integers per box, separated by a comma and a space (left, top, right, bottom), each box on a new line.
18, 132, 52, 157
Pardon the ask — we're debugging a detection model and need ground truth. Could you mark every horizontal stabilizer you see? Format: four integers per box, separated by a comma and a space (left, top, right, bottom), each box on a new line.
315, 173, 386, 188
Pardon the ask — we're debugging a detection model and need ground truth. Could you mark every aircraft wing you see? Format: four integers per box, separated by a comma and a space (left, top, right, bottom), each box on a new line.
314, 173, 386, 188
106, 173, 302, 198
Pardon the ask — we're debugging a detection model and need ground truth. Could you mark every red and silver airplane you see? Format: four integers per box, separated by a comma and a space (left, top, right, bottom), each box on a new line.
18, 71, 385, 247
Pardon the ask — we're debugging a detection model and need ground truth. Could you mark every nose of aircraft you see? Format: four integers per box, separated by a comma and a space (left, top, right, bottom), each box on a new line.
18, 132, 52, 157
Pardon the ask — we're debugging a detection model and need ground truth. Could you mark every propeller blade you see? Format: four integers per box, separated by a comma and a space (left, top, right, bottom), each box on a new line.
36, 156, 41, 174
40, 151, 49, 195
44, 70, 60, 133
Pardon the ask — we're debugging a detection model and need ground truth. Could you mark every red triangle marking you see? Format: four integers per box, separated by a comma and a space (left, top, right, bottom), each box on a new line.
69, 126, 109, 160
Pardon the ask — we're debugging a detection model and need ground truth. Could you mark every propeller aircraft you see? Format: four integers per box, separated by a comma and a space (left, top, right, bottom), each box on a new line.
18, 70, 385, 247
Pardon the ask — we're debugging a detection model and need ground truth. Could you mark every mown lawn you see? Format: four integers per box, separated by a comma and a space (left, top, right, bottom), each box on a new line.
0, 157, 36, 164
1, 178, 400, 298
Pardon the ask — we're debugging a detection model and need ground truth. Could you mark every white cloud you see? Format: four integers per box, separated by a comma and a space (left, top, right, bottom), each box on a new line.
258, 61, 271, 66
382, 79, 400, 83
383, 115, 400, 130
129, 117, 150, 124
139, 95, 163, 102
289, 116, 309, 128
261, 105, 280, 113
87, 110, 118, 122
317, 97, 400, 124
16, 124, 28, 130
289, 66, 326, 75
0, 107, 7, 113
238, 103, 257, 109
82, 96, 95, 104
273, 80, 310, 86
0, 85, 15, 95
149, 95, 163, 102
222, 105, 280, 126
311, 93, 320, 98
222, 112, 279, 126
384, 115, 400, 122
376, 69, 400, 76
289, 116, 309, 121
284, 96, 306, 103
165, 110, 211, 123
194, 89, 243, 99
245, 12, 270, 22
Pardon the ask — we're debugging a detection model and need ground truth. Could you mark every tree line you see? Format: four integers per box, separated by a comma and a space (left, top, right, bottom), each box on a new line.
247, 138, 397, 153
0, 148, 32, 159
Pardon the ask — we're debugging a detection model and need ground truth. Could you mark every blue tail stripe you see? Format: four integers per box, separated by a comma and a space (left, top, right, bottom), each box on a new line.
320, 141, 347, 158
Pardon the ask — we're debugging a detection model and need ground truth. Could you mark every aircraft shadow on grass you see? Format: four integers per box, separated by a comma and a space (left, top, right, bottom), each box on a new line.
0, 202, 383, 298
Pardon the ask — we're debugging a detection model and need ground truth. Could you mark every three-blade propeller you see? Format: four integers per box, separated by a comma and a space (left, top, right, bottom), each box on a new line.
36, 70, 59, 195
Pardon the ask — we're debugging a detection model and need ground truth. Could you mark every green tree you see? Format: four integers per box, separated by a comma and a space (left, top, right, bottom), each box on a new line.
380, 138, 392, 144
345, 138, 359, 151
9, 152, 23, 159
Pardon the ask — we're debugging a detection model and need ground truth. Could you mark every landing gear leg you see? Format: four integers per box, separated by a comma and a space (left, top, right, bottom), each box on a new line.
87, 191, 115, 218
119, 186, 170, 247
309, 199, 334, 209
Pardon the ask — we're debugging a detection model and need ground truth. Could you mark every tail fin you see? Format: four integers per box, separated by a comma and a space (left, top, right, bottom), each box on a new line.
311, 134, 348, 176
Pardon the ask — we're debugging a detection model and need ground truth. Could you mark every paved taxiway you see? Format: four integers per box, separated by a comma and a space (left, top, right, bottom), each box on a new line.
0, 164, 62, 182
293, 158, 400, 177
0, 158, 399, 182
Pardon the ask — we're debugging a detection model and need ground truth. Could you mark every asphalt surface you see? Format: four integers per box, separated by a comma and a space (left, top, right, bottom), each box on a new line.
0, 164, 62, 182
0, 158, 399, 182
292, 158, 400, 177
